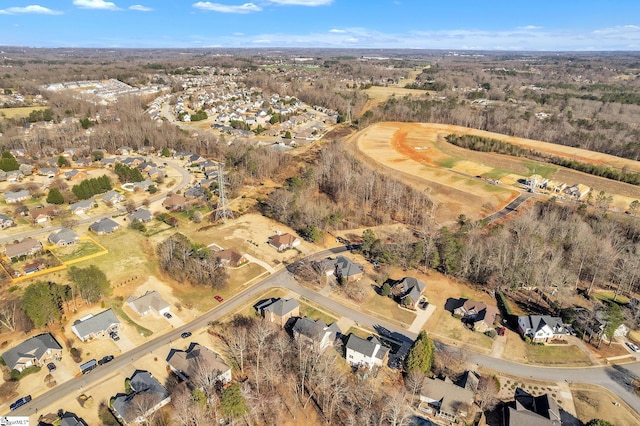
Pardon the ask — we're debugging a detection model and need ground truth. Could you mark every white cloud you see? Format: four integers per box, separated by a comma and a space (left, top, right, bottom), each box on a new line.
1, 5, 63, 15
193, 2, 261, 13
73, 0, 121, 10
268, 0, 333, 5
329, 29, 346, 33
129, 4, 152, 12
517, 25, 543, 30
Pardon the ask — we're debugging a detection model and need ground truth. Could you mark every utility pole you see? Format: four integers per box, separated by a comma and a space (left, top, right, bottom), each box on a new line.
215, 162, 233, 223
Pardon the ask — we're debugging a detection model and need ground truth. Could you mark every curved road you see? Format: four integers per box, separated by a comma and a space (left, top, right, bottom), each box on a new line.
9, 244, 640, 417
0, 159, 191, 245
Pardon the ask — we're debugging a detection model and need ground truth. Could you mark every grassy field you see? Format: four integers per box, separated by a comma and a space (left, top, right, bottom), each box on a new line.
299, 298, 340, 324
572, 385, 640, 425
524, 344, 591, 366
54, 239, 106, 263
593, 290, 629, 304
359, 291, 416, 326
109, 302, 153, 337
0, 106, 47, 119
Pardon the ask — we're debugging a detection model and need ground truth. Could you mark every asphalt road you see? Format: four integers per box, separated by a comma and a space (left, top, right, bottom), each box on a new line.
485, 192, 534, 223
0, 159, 191, 245
8, 244, 640, 417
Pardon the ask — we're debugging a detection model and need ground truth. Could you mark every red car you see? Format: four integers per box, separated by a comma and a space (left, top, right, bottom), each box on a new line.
214, 295, 224, 302
497, 327, 506, 336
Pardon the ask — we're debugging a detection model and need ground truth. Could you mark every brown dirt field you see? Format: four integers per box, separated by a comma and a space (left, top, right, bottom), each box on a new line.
361, 86, 432, 115
571, 384, 640, 425
353, 122, 518, 224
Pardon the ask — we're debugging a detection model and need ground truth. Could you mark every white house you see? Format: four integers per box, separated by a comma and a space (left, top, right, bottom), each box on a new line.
518, 315, 566, 343
345, 334, 389, 369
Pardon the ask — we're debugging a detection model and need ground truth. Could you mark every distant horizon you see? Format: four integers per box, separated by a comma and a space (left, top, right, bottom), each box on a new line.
1, 1, 640, 51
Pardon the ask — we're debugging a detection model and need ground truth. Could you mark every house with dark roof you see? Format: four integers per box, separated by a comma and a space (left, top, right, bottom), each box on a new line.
71, 309, 120, 342
1, 333, 62, 372
256, 298, 300, 327
127, 208, 153, 223
166, 342, 232, 385
453, 299, 499, 333
4, 189, 30, 203
59, 411, 89, 426
39, 167, 60, 178
419, 375, 476, 423
518, 315, 566, 343
391, 277, 426, 309
215, 247, 247, 267
89, 217, 120, 235
5, 237, 43, 260
333, 256, 364, 282
48, 228, 79, 246
292, 317, 341, 352
132, 180, 155, 192
504, 388, 562, 426
111, 370, 170, 425
268, 232, 301, 251
345, 334, 389, 369
70, 199, 93, 215
64, 169, 87, 181
0, 213, 15, 229
184, 187, 205, 200
127, 291, 170, 317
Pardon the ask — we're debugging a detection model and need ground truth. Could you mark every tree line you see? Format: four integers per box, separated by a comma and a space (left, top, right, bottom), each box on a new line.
71, 175, 112, 200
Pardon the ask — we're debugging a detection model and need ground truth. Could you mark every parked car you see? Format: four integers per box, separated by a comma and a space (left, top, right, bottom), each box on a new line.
98, 355, 114, 365
497, 327, 506, 336
110, 331, 120, 341
214, 295, 224, 302
163, 312, 173, 319
181, 331, 192, 339
10, 395, 32, 411
47, 362, 56, 372
626, 342, 639, 352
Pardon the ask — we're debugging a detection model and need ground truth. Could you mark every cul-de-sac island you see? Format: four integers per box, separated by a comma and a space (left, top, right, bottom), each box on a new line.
0, 48, 639, 426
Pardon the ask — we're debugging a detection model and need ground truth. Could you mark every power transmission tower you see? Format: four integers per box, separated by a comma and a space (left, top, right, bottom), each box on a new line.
215, 162, 233, 223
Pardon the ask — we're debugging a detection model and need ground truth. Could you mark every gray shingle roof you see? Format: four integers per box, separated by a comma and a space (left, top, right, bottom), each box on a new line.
127, 291, 169, 315
89, 217, 119, 234
166, 343, 230, 381
70, 200, 93, 213
48, 228, 79, 245
1, 333, 62, 371
59, 411, 88, 426
506, 388, 561, 426
72, 309, 120, 340
346, 334, 389, 360
334, 256, 363, 279
262, 298, 299, 317
5, 189, 30, 202
127, 208, 152, 222
112, 370, 169, 424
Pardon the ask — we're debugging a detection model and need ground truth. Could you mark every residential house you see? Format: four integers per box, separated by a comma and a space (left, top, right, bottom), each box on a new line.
64, 169, 88, 181
116, 146, 133, 156
292, 317, 341, 352
166, 342, 232, 385
59, 411, 89, 426
5, 238, 43, 260
71, 309, 121, 342
215, 247, 247, 267
5, 189, 30, 203
268, 232, 301, 251
391, 277, 426, 309
518, 315, 566, 343
23, 261, 44, 275
162, 193, 189, 211
345, 334, 389, 369
453, 299, 499, 333
184, 187, 205, 200
6, 170, 24, 182
0, 213, 15, 229
504, 388, 562, 426
70, 199, 93, 215
137, 161, 156, 173
256, 298, 300, 327
102, 190, 125, 205
101, 157, 117, 167
48, 228, 80, 246
419, 375, 476, 423
333, 256, 364, 282
126, 291, 171, 317
39, 167, 59, 178
29, 205, 57, 224
198, 178, 216, 189
127, 208, 153, 223
1, 333, 63, 372
132, 180, 155, 192
111, 370, 170, 425
120, 157, 144, 168
147, 168, 165, 180
89, 217, 120, 235
9, 148, 26, 158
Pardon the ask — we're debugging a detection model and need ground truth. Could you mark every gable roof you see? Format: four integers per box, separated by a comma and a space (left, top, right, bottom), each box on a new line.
112, 370, 170, 424
102, 190, 124, 202
127, 208, 152, 222
1, 333, 62, 371
5, 238, 42, 259
70, 199, 93, 212
127, 291, 170, 315
4, 189, 30, 201
269, 232, 299, 248
72, 309, 120, 339
166, 342, 231, 381
261, 298, 299, 317
345, 334, 389, 360
421, 375, 475, 416
520, 315, 564, 334
48, 228, 79, 245
396, 277, 426, 303
29, 205, 57, 220
215, 247, 245, 265
89, 217, 119, 234
163, 193, 188, 208
506, 388, 561, 426
60, 411, 88, 426
334, 256, 363, 279
459, 300, 498, 325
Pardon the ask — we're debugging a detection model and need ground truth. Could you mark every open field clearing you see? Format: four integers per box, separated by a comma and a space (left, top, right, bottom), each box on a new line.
571, 384, 640, 425
362, 85, 432, 113
0, 106, 47, 119
354, 122, 640, 221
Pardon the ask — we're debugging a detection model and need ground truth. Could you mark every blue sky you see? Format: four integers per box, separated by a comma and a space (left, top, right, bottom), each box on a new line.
1, 0, 640, 50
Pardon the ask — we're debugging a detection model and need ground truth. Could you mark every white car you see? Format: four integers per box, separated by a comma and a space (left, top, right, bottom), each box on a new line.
626, 342, 639, 352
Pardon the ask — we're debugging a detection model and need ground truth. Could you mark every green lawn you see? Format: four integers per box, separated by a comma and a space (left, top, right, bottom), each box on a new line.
360, 292, 416, 326
593, 291, 629, 305
109, 303, 153, 337
525, 344, 591, 366
436, 157, 460, 168
525, 162, 557, 178
55, 240, 105, 262
299, 298, 339, 324
483, 168, 511, 179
